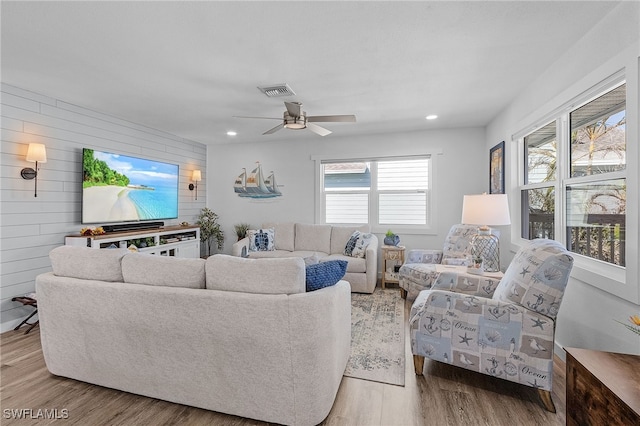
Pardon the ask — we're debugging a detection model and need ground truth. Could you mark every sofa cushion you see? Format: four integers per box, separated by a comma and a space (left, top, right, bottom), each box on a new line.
49, 246, 127, 282
330, 225, 370, 255
247, 228, 275, 252
322, 254, 366, 273
295, 223, 331, 254
205, 254, 305, 294
304, 253, 320, 266
247, 250, 297, 259
121, 253, 206, 289
247, 250, 329, 260
262, 222, 295, 252
344, 231, 373, 258
306, 260, 348, 292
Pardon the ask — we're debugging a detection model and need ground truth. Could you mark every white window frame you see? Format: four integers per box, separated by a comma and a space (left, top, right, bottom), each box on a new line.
514, 71, 631, 300
313, 153, 437, 235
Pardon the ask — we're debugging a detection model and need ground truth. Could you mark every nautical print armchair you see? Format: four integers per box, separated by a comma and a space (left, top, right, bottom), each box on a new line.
399, 224, 498, 299
409, 239, 574, 412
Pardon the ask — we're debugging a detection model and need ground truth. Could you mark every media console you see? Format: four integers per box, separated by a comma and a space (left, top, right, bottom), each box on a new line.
65, 225, 201, 258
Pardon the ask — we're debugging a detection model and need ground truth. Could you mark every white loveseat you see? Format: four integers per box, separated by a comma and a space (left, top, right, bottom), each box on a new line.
232, 222, 378, 293
36, 246, 351, 426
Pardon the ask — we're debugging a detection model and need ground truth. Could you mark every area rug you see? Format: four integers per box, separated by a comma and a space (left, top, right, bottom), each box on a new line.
344, 289, 405, 386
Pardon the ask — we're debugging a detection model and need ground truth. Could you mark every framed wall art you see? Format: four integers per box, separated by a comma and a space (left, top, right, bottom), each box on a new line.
489, 141, 505, 194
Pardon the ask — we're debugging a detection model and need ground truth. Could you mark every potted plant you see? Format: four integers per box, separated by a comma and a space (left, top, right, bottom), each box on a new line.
384, 229, 400, 246
196, 207, 224, 257
467, 256, 485, 275
234, 223, 251, 241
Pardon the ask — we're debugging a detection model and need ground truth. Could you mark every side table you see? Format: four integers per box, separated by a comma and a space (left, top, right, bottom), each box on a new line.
11, 296, 38, 334
381, 245, 405, 289
565, 347, 640, 425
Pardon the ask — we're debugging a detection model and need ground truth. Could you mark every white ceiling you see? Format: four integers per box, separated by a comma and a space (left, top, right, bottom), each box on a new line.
1, 1, 615, 145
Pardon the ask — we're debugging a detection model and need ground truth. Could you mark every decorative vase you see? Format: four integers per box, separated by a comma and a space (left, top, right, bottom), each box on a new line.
384, 234, 400, 246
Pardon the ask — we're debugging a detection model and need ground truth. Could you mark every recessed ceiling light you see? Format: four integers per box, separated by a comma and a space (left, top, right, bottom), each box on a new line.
227, 131, 237, 136
425, 115, 438, 120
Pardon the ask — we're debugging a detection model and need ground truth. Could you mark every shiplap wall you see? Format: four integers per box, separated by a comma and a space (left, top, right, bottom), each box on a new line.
0, 83, 207, 332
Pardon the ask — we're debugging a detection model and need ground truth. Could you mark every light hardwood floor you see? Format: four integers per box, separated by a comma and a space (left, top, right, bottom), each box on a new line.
1, 296, 566, 425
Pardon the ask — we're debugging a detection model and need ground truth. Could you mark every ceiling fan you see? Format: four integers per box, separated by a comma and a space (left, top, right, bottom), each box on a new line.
234, 101, 356, 136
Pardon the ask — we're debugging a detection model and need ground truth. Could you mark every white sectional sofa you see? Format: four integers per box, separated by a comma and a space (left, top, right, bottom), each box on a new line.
36, 246, 351, 426
232, 222, 379, 293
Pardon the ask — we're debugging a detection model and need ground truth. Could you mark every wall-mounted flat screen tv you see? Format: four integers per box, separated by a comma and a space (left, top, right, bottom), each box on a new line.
82, 148, 179, 224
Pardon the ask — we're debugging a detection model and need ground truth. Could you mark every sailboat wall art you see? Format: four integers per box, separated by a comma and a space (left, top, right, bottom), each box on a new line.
234, 162, 282, 199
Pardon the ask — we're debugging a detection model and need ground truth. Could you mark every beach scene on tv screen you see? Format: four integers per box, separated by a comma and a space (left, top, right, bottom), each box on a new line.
83, 149, 179, 223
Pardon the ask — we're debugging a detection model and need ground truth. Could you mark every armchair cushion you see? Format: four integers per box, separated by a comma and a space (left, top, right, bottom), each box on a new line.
431, 270, 502, 298
440, 224, 478, 264
406, 249, 443, 264
410, 289, 556, 389
493, 239, 573, 320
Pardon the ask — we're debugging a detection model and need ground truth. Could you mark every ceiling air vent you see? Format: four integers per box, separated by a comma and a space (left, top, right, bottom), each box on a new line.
257, 83, 296, 97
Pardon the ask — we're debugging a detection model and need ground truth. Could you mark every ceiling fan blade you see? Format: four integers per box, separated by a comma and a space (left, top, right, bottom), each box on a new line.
233, 115, 282, 120
306, 122, 332, 136
284, 101, 301, 117
263, 123, 284, 135
307, 114, 356, 123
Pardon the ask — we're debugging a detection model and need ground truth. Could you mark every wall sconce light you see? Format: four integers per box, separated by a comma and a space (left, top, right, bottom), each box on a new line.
189, 169, 202, 200
20, 143, 47, 197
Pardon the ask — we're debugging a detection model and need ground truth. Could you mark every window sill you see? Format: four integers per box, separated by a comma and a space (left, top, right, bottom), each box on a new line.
371, 225, 437, 236
569, 254, 637, 303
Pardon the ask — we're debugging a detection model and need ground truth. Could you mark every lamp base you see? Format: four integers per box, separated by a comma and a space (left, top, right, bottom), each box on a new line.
471, 232, 500, 272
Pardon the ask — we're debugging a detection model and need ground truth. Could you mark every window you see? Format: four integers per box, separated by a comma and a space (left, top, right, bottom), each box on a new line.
321, 156, 431, 228
520, 82, 626, 266
522, 121, 557, 240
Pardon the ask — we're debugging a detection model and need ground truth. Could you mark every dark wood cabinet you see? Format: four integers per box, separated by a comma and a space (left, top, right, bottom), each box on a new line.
565, 347, 640, 426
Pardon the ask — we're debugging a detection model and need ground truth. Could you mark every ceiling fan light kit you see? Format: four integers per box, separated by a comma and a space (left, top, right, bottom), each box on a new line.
283, 112, 306, 130
235, 100, 356, 136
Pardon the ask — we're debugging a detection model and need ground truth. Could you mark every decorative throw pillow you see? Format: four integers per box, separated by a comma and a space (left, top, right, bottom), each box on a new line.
247, 228, 275, 252
305, 260, 348, 292
304, 253, 320, 266
351, 232, 373, 258
344, 231, 361, 256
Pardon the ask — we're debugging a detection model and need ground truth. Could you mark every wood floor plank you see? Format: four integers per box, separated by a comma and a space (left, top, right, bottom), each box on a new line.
1, 296, 567, 425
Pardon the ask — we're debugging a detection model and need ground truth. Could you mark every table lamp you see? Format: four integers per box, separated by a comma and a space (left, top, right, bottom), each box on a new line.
461, 193, 511, 272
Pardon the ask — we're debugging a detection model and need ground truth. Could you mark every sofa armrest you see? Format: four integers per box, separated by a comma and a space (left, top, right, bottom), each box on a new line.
432, 270, 502, 298
405, 249, 443, 265
231, 237, 250, 257
365, 234, 378, 259
364, 235, 378, 290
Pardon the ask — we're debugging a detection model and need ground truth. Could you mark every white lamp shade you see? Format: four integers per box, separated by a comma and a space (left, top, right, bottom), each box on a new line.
26, 143, 47, 163
192, 170, 202, 182
461, 194, 511, 226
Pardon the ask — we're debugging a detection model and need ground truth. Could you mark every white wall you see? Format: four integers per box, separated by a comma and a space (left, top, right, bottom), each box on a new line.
207, 127, 488, 262
0, 84, 207, 332
486, 2, 640, 354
